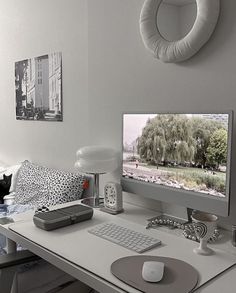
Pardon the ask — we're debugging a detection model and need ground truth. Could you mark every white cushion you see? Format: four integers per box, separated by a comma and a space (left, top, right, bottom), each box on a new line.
139, 0, 220, 63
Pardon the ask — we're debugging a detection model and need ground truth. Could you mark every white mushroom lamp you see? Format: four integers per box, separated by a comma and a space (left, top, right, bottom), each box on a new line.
75, 146, 119, 208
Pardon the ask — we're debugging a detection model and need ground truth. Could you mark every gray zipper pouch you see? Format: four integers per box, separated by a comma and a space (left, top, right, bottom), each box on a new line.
33, 204, 93, 231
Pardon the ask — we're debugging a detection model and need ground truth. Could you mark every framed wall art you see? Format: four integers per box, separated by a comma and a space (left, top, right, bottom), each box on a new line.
15, 52, 62, 121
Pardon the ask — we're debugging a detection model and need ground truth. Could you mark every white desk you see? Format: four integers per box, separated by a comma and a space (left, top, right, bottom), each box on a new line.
0, 202, 236, 293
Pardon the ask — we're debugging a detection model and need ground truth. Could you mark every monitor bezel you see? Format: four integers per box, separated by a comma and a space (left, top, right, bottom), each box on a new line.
121, 111, 233, 217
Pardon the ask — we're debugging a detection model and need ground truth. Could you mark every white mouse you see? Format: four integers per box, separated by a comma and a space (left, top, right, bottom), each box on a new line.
142, 261, 164, 283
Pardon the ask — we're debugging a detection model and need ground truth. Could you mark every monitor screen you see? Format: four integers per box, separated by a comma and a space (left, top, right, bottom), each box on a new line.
121, 113, 233, 216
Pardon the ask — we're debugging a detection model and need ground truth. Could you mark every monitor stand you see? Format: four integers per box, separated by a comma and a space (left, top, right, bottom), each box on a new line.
146, 203, 193, 229
161, 202, 193, 222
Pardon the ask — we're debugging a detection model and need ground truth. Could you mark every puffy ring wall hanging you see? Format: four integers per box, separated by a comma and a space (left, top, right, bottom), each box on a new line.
139, 0, 220, 63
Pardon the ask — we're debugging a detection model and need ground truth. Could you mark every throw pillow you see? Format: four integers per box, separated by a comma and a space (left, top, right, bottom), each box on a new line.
15, 161, 86, 207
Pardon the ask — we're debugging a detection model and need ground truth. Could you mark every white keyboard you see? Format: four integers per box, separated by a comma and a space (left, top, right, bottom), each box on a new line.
88, 222, 161, 253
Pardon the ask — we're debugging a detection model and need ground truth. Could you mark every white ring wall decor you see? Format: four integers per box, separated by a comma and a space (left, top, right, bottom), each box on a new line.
139, 0, 220, 63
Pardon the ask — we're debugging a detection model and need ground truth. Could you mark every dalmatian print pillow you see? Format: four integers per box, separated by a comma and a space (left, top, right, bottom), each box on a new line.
15, 161, 86, 207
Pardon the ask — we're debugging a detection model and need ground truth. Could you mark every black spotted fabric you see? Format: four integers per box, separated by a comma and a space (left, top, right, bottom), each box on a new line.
15, 161, 86, 207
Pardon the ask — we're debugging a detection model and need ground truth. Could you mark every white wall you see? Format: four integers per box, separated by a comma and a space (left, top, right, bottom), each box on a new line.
157, 3, 181, 41
0, 0, 88, 170
157, 2, 197, 41
87, 0, 236, 226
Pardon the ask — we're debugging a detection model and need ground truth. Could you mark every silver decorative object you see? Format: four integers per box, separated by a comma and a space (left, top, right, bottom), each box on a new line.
146, 214, 220, 244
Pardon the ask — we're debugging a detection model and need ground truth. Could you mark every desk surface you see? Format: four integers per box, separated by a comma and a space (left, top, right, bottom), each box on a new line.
1, 202, 236, 293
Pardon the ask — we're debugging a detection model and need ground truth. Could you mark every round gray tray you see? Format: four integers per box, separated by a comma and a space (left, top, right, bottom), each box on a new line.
111, 256, 198, 293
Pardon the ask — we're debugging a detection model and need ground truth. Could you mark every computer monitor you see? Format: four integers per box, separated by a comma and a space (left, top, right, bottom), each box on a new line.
121, 112, 233, 217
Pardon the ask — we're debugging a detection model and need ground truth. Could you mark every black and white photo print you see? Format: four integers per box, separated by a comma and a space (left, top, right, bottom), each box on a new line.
15, 52, 62, 121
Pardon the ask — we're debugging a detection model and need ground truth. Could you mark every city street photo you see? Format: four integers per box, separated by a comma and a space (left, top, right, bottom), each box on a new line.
15, 52, 62, 121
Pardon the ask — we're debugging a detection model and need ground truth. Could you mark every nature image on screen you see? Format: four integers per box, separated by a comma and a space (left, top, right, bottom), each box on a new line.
123, 114, 229, 198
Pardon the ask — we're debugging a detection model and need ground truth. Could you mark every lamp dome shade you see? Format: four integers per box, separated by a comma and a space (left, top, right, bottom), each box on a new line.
75, 146, 119, 174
